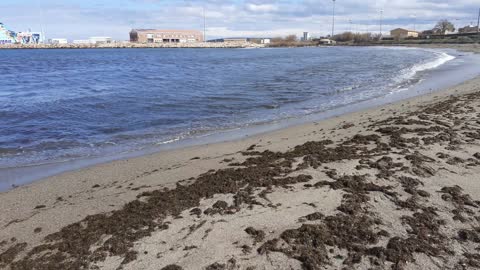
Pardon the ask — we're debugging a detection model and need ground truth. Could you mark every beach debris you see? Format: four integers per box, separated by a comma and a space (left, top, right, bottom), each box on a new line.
244, 227, 266, 244
161, 265, 183, 270
0, 243, 27, 268
7, 88, 480, 269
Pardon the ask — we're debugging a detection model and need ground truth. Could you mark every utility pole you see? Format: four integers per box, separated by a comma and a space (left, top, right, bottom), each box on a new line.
477, 8, 480, 40
37, 0, 46, 43
413, 14, 417, 32
379, 9, 384, 37
203, 7, 206, 42
332, 0, 336, 38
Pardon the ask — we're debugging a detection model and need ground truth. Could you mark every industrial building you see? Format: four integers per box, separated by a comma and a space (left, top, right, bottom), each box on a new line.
0, 22, 16, 44
17, 31, 42, 44
73, 40, 92, 44
50, 38, 68, 44
0, 22, 43, 45
390, 28, 420, 39
89, 37, 112, 44
459, 25, 479, 33
130, 29, 203, 43
208, 37, 270, 44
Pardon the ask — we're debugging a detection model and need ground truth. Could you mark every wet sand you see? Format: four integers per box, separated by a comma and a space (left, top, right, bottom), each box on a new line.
2, 47, 480, 269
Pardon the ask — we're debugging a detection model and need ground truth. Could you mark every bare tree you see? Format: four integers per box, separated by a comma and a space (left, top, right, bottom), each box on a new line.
433, 20, 455, 35
285, 35, 297, 42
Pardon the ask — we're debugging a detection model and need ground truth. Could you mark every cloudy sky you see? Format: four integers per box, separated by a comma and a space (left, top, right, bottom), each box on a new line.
1, 0, 479, 40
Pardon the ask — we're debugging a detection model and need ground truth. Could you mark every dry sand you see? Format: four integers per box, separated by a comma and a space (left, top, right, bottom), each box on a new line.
2, 47, 480, 270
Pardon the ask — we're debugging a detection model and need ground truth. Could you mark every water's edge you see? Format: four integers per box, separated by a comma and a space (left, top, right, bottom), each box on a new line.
1, 47, 479, 192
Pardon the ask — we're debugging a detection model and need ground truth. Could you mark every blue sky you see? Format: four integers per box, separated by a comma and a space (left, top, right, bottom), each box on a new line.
2, 0, 480, 40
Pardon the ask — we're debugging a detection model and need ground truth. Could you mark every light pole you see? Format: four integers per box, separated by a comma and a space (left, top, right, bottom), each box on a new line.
332, 0, 336, 38
203, 7, 206, 42
413, 14, 417, 32
477, 8, 480, 40
379, 9, 384, 37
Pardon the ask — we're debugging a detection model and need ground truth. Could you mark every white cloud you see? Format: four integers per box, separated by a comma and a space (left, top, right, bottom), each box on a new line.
1, 0, 479, 40
245, 3, 278, 13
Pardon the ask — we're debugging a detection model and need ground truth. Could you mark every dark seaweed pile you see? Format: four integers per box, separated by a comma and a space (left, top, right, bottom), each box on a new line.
2, 91, 480, 269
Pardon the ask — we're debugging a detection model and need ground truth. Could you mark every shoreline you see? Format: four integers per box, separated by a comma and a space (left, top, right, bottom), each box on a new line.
2, 45, 480, 269
2, 45, 479, 192
0, 42, 265, 50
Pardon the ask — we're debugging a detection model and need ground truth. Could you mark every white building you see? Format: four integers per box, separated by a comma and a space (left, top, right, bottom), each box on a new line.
50, 38, 68, 44
73, 40, 92, 44
89, 37, 112, 44
260, 38, 271, 44
319, 39, 336, 45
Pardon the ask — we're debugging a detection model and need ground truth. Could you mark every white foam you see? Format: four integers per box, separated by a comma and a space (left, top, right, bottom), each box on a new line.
156, 137, 181, 145
395, 51, 455, 85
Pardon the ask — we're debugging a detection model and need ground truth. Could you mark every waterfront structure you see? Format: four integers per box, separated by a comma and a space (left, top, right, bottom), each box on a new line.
0, 23, 43, 44
50, 38, 68, 44
73, 40, 92, 44
16, 31, 42, 44
208, 37, 270, 44
260, 38, 271, 44
459, 25, 479, 33
390, 28, 420, 39
89, 37, 112, 44
129, 29, 203, 43
208, 37, 269, 43
0, 22, 16, 44
223, 38, 248, 43
319, 38, 336, 45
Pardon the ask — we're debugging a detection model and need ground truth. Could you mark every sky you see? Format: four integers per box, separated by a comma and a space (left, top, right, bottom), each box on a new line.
1, 0, 480, 41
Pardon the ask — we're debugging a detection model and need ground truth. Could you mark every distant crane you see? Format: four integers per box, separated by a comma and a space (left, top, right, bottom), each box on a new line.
36, 0, 47, 43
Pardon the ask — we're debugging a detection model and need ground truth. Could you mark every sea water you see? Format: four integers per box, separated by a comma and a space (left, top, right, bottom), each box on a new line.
0, 46, 473, 172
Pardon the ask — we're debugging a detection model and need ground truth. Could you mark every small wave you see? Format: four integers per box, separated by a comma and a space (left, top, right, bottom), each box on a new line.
156, 137, 182, 145
395, 52, 455, 85
323, 84, 360, 96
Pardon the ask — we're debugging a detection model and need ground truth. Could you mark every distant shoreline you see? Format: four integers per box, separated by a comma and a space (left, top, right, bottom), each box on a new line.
0, 42, 265, 50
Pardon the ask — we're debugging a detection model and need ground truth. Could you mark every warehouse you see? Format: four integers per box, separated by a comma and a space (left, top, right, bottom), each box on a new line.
129, 29, 203, 43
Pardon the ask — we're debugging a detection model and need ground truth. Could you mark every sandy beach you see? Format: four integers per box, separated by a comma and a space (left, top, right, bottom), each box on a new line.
2, 45, 480, 270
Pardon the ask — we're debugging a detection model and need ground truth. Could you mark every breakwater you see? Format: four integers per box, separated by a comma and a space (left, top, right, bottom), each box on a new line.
0, 42, 265, 49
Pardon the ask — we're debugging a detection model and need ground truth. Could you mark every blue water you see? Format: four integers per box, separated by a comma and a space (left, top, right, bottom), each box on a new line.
0, 47, 455, 168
